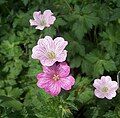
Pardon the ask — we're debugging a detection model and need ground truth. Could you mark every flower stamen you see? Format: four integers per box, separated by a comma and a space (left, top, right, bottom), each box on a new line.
53, 74, 59, 81
47, 51, 56, 59
102, 87, 108, 92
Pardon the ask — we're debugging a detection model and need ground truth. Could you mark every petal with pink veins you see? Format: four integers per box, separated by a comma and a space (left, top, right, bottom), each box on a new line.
45, 82, 61, 96
105, 91, 117, 99
59, 76, 75, 90
56, 50, 67, 62
54, 37, 68, 54
29, 19, 38, 26
33, 11, 41, 20
94, 89, 105, 99
43, 10, 53, 17
57, 62, 70, 78
37, 78, 51, 89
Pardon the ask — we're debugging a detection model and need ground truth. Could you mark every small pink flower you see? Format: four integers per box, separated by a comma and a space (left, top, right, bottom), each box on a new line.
93, 76, 118, 99
37, 62, 75, 96
31, 36, 68, 66
29, 10, 56, 30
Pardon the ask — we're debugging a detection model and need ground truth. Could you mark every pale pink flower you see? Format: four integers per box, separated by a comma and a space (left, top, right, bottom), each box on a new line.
37, 62, 75, 96
93, 76, 118, 99
29, 10, 56, 30
31, 36, 68, 66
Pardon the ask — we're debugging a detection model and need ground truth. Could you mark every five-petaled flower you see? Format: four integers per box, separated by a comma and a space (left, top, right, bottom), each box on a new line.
93, 76, 118, 99
31, 36, 68, 66
29, 10, 56, 30
37, 62, 75, 96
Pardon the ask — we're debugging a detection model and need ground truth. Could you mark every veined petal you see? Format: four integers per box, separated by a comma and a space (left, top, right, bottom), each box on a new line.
37, 78, 51, 89
40, 56, 56, 66
56, 50, 67, 62
35, 25, 45, 30
29, 19, 38, 26
59, 76, 75, 90
43, 10, 53, 17
93, 79, 103, 89
94, 89, 105, 99
57, 62, 70, 78
33, 11, 41, 20
44, 82, 61, 96
54, 37, 68, 54
101, 76, 112, 84
105, 91, 117, 99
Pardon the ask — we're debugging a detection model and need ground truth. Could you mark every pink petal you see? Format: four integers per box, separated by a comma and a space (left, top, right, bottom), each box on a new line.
42, 64, 56, 76
59, 76, 75, 90
35, 25, 45, 30
37, 36, 54, 51
94, 89, 105, 99
40, 57, 56, 66
57, 62, 70, 78
93, 79, 103, 89
43, 10, 53, 17
54, 37, 68, 54
105, 91, 117, 99
56, 50, 67, 62
109, 81, 118, 91
37, 73, 51, 80
44, 82, 61, 96
33, 11, 41, 20
31, 45, 47, 60
37, 78, 51, 89
29, 19, 38, 26
101, 76, 112, 84
48, 16, 56, 25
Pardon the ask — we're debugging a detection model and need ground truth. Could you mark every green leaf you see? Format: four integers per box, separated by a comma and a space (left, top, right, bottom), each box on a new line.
103, 60, 117, 72
93, 60, 104, 76
21, 0, 28, 6
0, 96, 23, 110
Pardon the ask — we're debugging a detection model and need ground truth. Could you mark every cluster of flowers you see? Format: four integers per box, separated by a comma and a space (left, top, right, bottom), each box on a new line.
30, 10, 75, 96
30, 10, 119, 99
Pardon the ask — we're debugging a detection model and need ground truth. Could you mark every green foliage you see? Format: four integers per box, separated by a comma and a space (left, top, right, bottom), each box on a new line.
0, 0, 120, 117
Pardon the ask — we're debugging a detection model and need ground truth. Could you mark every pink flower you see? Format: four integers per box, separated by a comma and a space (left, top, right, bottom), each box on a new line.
93, 76, 118, 99
37, 62, 75, 96
29, 10, 56, 30
31, 36, 68, 66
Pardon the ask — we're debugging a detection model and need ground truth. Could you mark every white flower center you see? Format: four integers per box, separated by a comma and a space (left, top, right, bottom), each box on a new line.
53, 74, 59, 81
40, 19, 46, 26
47, 51, 56, 59
101, 87, 108, 92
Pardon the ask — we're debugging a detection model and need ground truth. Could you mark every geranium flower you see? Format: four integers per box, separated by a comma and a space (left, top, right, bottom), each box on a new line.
31, 36, 68, 66
93, 76, 118, 99
37, 62, 75, 96
29, 10, 56, 30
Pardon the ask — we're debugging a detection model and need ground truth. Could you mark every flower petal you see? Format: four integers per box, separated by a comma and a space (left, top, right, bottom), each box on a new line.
59, 76, 75, 90
54, 37, 68, 54
42, 63, 56, 75
35, 26, 45, 30
37, 36, 54, 51
94, 89, 105, 99
57, 62, 70, 78
37, 78, 51, 89
45, 82, 61, 96
31, 45, 47, 60
109, 81, 118, 91
56, 50, 67, 62
105, 91, 117, 99
40, 57, 56, 66
93, 79, 103, 89
101, 76, 112, 84
43, 10, 53, 17
33, 11, 41, 20
29, 19, 38, 26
